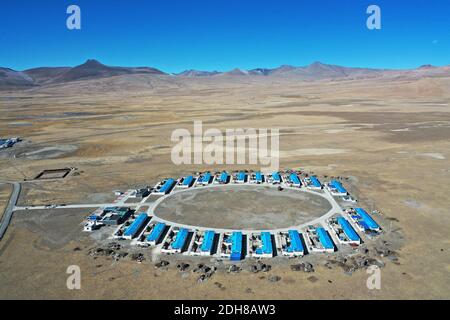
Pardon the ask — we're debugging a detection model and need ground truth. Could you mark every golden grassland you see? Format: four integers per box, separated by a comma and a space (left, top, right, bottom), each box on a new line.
0, 74, 449, 299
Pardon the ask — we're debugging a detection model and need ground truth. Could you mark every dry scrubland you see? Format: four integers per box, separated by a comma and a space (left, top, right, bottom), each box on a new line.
0, 74, 449, 299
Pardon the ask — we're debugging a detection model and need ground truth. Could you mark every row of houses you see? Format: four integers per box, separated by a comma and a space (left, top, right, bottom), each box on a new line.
115, 212, 379, 260
149, 173, 361, 209
168, 171, 326, 191
84, 205, 381, 260
130, 171, 360, 201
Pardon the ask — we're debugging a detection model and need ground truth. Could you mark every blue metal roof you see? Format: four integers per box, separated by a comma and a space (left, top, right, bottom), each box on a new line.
219, 171, 228, 183
290, 173, 301, 185
146, 222, 166, 242
358, 221, 370, 230
272, 172, 281, 182
200, 172, 212, 183
355, 208, 380, 230
337, 217, 360, 242
159, 178, 175, 193
331, 180, 347, 194
317, 228, 334, 250
238, 171, 246, 181
171, 228, 189, 250
260, 232, 273, 255
200, 230, 215, 252
231, 232, 242, 254
124, 213, 148, 237
310, 176, 321, 188
182, 176, 194, 186
255, 171, 263, 182
230, 253, 241, 261
287, 230, 304, 253
230, 231, 243, 260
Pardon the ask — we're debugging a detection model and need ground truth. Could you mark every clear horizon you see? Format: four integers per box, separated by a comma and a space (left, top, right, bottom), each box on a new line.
5, 58, 448, 74
1, 0, 449, 73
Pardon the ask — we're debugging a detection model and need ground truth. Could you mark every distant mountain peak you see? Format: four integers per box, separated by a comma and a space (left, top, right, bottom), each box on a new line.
75, 59, 109, 70
83, 59, 103, 65
279, 64, 296, 69
225, 68, 249, 75
307, 61, 335, 69
177, 69, 221, 77
248, 68, 272, 75
418, 64, 436, 69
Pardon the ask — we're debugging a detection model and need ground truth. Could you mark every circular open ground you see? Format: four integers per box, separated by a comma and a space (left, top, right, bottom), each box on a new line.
153, 185, 332, 230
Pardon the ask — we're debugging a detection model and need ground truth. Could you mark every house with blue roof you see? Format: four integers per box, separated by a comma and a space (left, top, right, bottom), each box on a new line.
348, 208, 381, 233
145, 222, 166, 245
271, 172, 282, 184
161, 228, 191, 254
199, 230, 216, 255
289, 173, 302, 187
197, 172, 212, 185
305, 226, 335, 253
280, 230, 305, 257
305, 176, 322, 190
328, 217, 361, 245
253, 171, 264, 183
154, 178, 176, 195
327, 179, 348, 196
235, 171, 247, 183
251, 232, 274, 258
220, 232, 244, 260
178, 175, 195, 188
230, 232, 243, 261
122, 213, 149, 239
215, 171, 229, 184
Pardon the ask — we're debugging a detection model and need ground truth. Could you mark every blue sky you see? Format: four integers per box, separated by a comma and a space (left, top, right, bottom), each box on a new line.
0, 0, 448, 72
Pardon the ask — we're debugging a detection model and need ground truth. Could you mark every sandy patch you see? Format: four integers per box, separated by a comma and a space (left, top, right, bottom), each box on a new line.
281, 148, 350, 158
419, 153, 446, 160
403, 199, 423, 209
16, 145, 78, 160
391, 128, 410, 132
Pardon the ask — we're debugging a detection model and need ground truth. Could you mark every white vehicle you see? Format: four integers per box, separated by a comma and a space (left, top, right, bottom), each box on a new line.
83, 220, 104, 232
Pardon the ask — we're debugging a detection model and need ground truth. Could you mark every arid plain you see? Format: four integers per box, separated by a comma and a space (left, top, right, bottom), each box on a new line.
0, 68, 449, 299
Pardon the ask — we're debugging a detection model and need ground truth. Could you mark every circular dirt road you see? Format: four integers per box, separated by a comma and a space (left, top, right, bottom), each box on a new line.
153, 185, 332, 230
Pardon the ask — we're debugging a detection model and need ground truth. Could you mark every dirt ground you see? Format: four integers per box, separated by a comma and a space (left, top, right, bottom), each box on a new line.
0, 74, 449, 299
154, 185, 331, 229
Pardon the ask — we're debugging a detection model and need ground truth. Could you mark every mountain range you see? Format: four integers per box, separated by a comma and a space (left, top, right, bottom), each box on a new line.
0, 59, 165, 89
1, 59, 449, 90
